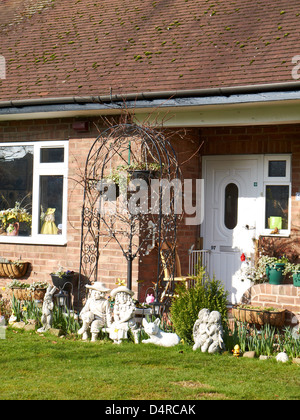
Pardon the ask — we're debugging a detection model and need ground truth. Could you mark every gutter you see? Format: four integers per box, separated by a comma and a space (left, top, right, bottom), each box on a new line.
1, 81, 300, 109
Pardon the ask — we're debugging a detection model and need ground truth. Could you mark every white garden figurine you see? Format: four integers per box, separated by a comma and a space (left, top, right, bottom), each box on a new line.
78, 282, 112, 341
37, 285, 57, 333
108, 285, 139, 344
142, 318, 180, 347
192, 308, 210, 351
193, 308, 224, 354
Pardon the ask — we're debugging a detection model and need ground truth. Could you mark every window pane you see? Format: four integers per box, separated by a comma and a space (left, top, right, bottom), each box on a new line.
268, 160, 286, 177
224, 183, 238, 230
265, 185, 289, 230
0, 146, 33, 236
40, 147, 64, 163
39, 175, 63, 235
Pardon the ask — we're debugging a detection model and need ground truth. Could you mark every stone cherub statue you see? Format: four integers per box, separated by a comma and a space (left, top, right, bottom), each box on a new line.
107, 284, 139, 344
193, 308, 224, 354
78, 282, 112, 341
37, 285, 57, 333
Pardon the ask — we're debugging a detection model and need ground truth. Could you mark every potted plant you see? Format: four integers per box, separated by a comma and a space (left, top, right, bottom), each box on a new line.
7, 280, 49, 301
283, 262, 300, 287
0, 197, 32, 236
0, 258, 30, 278
100, 162, 162, 201
255, 255, 289, 285
50, 266, 76, 289
119, 162, 162, 184
232, 304, 286, 327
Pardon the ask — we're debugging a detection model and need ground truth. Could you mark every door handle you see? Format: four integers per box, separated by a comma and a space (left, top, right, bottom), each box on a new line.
243, 224, 255, 230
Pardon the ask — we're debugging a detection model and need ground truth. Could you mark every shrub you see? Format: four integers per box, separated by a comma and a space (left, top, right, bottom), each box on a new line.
169, 268, 229, 344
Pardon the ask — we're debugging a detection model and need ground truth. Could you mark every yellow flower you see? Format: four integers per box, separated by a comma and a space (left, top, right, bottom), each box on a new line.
116, 278, 125, 286
22, 306, 27, 312
1, 287, 5, 291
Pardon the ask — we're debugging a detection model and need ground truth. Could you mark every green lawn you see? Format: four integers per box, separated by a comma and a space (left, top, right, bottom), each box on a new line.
0, 328, 299, 400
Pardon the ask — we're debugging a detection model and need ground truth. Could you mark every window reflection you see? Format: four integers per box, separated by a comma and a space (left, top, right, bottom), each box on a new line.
224, 183, 238, 230
39, 176, 63, 234
265, 185, 289, 230
268, 161, 286, 178
0, 146, 33, 236
40, 147, 64, 163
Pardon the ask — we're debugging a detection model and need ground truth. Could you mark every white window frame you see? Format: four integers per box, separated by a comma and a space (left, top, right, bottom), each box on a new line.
262, 154, 291, 237
0, 140, 69, 245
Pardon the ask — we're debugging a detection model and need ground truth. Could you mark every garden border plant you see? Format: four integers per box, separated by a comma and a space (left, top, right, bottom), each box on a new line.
169, 267, 229, 344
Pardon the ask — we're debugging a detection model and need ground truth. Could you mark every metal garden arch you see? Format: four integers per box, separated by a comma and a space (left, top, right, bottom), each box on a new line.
78, 123, 182, 306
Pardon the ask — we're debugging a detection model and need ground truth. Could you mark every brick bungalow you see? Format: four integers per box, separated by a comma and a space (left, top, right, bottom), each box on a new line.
0, 0, 300, 324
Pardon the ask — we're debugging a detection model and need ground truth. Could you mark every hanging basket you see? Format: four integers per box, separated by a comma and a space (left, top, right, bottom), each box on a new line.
232, 305, 285, 327
0, 262, 30, 278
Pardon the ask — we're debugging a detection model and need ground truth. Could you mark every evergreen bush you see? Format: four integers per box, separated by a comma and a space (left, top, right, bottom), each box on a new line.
169, 268, 229, 343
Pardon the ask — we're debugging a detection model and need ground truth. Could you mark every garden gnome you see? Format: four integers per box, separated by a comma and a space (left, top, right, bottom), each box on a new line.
108, 285, 138, 344
78, 282, 111, 341
37, 285, 57, 333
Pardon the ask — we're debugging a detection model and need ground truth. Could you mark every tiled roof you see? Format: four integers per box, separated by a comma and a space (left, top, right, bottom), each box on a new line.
0, 0, 299, 102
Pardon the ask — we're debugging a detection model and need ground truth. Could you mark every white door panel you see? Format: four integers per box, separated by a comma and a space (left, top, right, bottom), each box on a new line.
202, 155, 263, 304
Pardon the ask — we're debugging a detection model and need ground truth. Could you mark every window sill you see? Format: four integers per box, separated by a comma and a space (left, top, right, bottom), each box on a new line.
0, 235, 67, 246
260, 231, 290, 238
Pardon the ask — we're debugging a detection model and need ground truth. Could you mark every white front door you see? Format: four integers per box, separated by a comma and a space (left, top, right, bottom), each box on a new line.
202, 155, 263, 304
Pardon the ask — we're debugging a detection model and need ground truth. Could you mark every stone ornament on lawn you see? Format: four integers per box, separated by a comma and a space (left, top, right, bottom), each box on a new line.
142, 318, 180, 347
107, 285, 139, 344
78, 282, 112, 341
193, 308, 224, 354
37, 285, 57, 333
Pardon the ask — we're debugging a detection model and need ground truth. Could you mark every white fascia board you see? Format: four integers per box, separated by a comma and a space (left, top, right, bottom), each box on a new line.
0, 90, 300, 126
134, 99, 300, 127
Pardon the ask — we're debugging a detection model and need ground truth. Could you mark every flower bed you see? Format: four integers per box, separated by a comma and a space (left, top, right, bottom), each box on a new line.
232, 305, 286, 327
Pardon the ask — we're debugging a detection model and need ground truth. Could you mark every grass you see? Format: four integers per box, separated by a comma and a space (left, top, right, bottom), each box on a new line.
0, 328, 300, 400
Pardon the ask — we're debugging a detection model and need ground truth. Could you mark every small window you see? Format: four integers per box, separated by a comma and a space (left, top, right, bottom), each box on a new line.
224, 183, 238, 230
40, 147, 64, 163
265, 185, 289, 230
268, 160, 286, 178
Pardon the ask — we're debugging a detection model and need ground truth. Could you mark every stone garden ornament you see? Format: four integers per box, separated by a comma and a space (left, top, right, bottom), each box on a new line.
193, 308, 224, 354
78, 282, 112, 341
142, 318, 180, 347
107, 285, 139, 344
37, 285, 57, 333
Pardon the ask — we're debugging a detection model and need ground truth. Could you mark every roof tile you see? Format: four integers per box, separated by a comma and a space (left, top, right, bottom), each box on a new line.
0, 0, 300, 101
